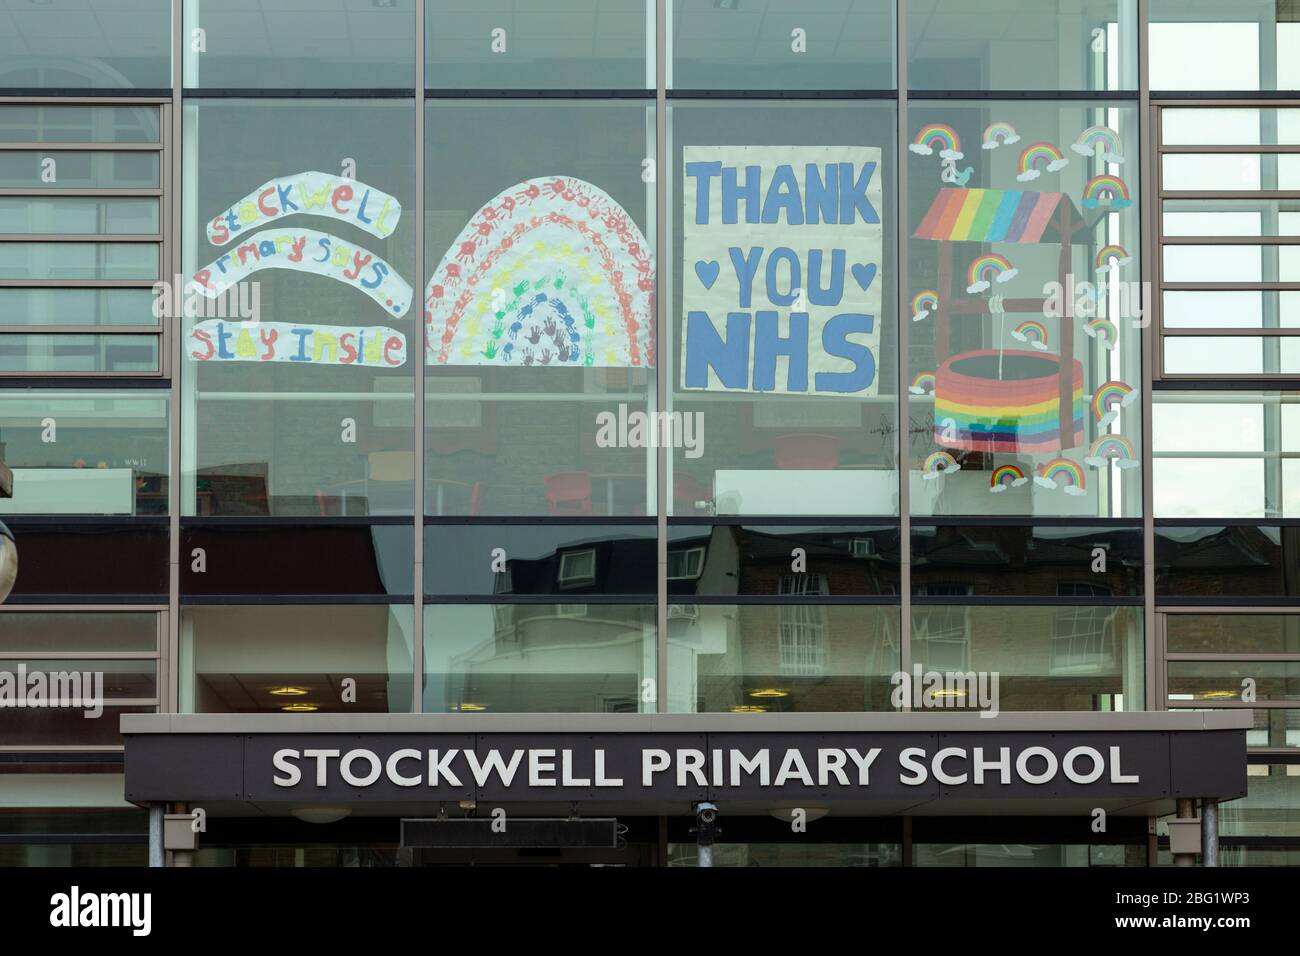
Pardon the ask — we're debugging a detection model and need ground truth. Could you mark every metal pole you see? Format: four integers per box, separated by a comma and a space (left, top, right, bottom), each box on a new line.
148, 804, 165, 868
1174, 797, 1196, 866
1201, 799, 1218, 867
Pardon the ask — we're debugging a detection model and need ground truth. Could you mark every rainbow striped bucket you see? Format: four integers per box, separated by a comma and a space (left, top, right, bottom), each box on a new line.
934, 349, 1084, 454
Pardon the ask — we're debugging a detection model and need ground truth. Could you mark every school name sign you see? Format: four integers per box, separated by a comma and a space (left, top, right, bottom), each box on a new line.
682, 146, 884, 397
122, 729, 1248, 804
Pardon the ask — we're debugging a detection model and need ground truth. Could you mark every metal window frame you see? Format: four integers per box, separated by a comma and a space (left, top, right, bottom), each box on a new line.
0, 96, 169, 378
1153, 98, 1300, 382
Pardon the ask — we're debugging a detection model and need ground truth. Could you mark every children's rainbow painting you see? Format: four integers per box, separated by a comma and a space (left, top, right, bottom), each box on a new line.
909, 371, 936, 395
922, 450, 960, 479
1015, 142, 1069, 182
1034, 456, 1087, 496
1081, 174, 1132, 209
934, 350, 1084, 454
981, 121, 1021, 150
909, 124, 963, 159
966, 253, 1018, 293
425, 176, 654, 368
1011, 319, 1050, 351
989, 463, 1028, 493
912, 289, 940, 322
1071, 125, 1125, 163
1084, 433, 1139, 469
1092, 380, 1136, 426
1084, 317, 1118, 350
1094, 243, 1132, 273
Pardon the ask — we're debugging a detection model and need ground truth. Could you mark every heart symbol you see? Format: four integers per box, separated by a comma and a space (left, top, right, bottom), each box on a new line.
694, 260, 720, 290
851, 262, 877, 292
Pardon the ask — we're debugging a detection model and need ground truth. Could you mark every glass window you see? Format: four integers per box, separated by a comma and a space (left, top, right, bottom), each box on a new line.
1158, 526, 1300, 599
911, 524, 1142, 596
423, 603, 656, 713
907, 101, 1142, 517
0, 152, 161, 189
908, 0, 1136, 92
0, 289, 160, 329
0, 243, 158, 281
184, 0, 415, 89
183, 99, 415, 516
181, 605, 414, 714
0, 524, 168, 595
0, 105, 161, 143
672, 604, 900, 713
1154, 392, 1300, 518
670, 0, 894, 90
667, 842, 901, 867
911, 604, 1143, 711
0, 610, 158, 653
669, 100, 897, 517
1168, 661, 1300, 704
1167, 614, 1300, 656
430, 0, 651, 89
668, 524, 901, 596
0, 1, 171, 90
0, 390, 169, 516
0, 197, 159, 235
425, 100, 654, 516
1150, 1, 1300, 91
1162, 108, 1300, 147
0, 334, 160, 375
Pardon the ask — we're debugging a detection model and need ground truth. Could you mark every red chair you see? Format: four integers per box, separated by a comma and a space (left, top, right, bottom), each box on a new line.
545, 471, 593, 516
774, 433, 840, 470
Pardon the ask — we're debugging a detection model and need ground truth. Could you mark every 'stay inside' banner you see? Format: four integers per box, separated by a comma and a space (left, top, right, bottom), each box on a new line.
682, 146, 884, 397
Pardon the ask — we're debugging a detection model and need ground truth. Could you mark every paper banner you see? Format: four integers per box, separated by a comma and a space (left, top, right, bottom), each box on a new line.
192, 228, 412, 318
425, 175, 654, 368
682, 145, 884, 396
188, 320, 407, 367
206, 172, 401, 246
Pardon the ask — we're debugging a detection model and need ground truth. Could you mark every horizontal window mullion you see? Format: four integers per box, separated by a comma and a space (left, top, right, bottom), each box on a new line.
0, 234, 161, 243
0, 325, 161, 334
1162, 282, 1300, 291
1159, 144, 1300, 154
1161, 190, 1300, 200
0, 143, 162, 152
1160, 236, 1300, 245
0, 189, 162, 198
1159, 327, 1300, 336
1166, 653, 1300, 662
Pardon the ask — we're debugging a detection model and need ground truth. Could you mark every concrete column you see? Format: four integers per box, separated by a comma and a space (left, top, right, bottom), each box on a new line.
1201, 799, 1218, 867
1174, 797, 1196, 867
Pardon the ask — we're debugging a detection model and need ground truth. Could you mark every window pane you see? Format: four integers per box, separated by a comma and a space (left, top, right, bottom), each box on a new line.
0, 390, 169, 516
907, 101, 1142, 518
670, 100, 898, 517
1163, 201, 1300, 240
1223, 765, 1300, 837
0, 288, 160, 328
1169, 661, 1300, 704
1, 524, 168, 593
184, 100, 415, 517
0, 105, 161, 143
0, 611, 157, 653
1167, 614, 1300, 655
675, 604, 900, 713
426, 100, 654, 516
0, 1, 170, 90
1161, 290, 1300, 329
426, 524, 657, 595
185, 0, 415, 89
1162, 108, 1300, 147
908, 0, 1136, 92
911, 524, 1142, 596
432, 0, 651, 89
181, 605, 414, 714
671, 0, 894, 90
1150, 1, 1299, 91
0, 334, 160, 374
1163, 245, 1300, 283
0, 198, 159, 235
423, 603, 655, 713
0, 151, 160, 189
912, 604, 1143, 711
0, 243, 157, 281
1162, 153, 1300, 191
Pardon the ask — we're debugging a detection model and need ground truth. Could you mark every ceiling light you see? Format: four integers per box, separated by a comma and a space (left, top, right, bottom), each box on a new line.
730, 704, 767, 714
290, 807, 350, 824
748, 688, 789, 699
453, 702, 487, 712
281, 702, 318, 712
1199, 690, 1239, 700
269, 686, 309, 696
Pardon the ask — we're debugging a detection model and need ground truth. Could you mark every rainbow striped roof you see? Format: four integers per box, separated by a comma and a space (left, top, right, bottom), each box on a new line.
914, 188, 1083, 245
